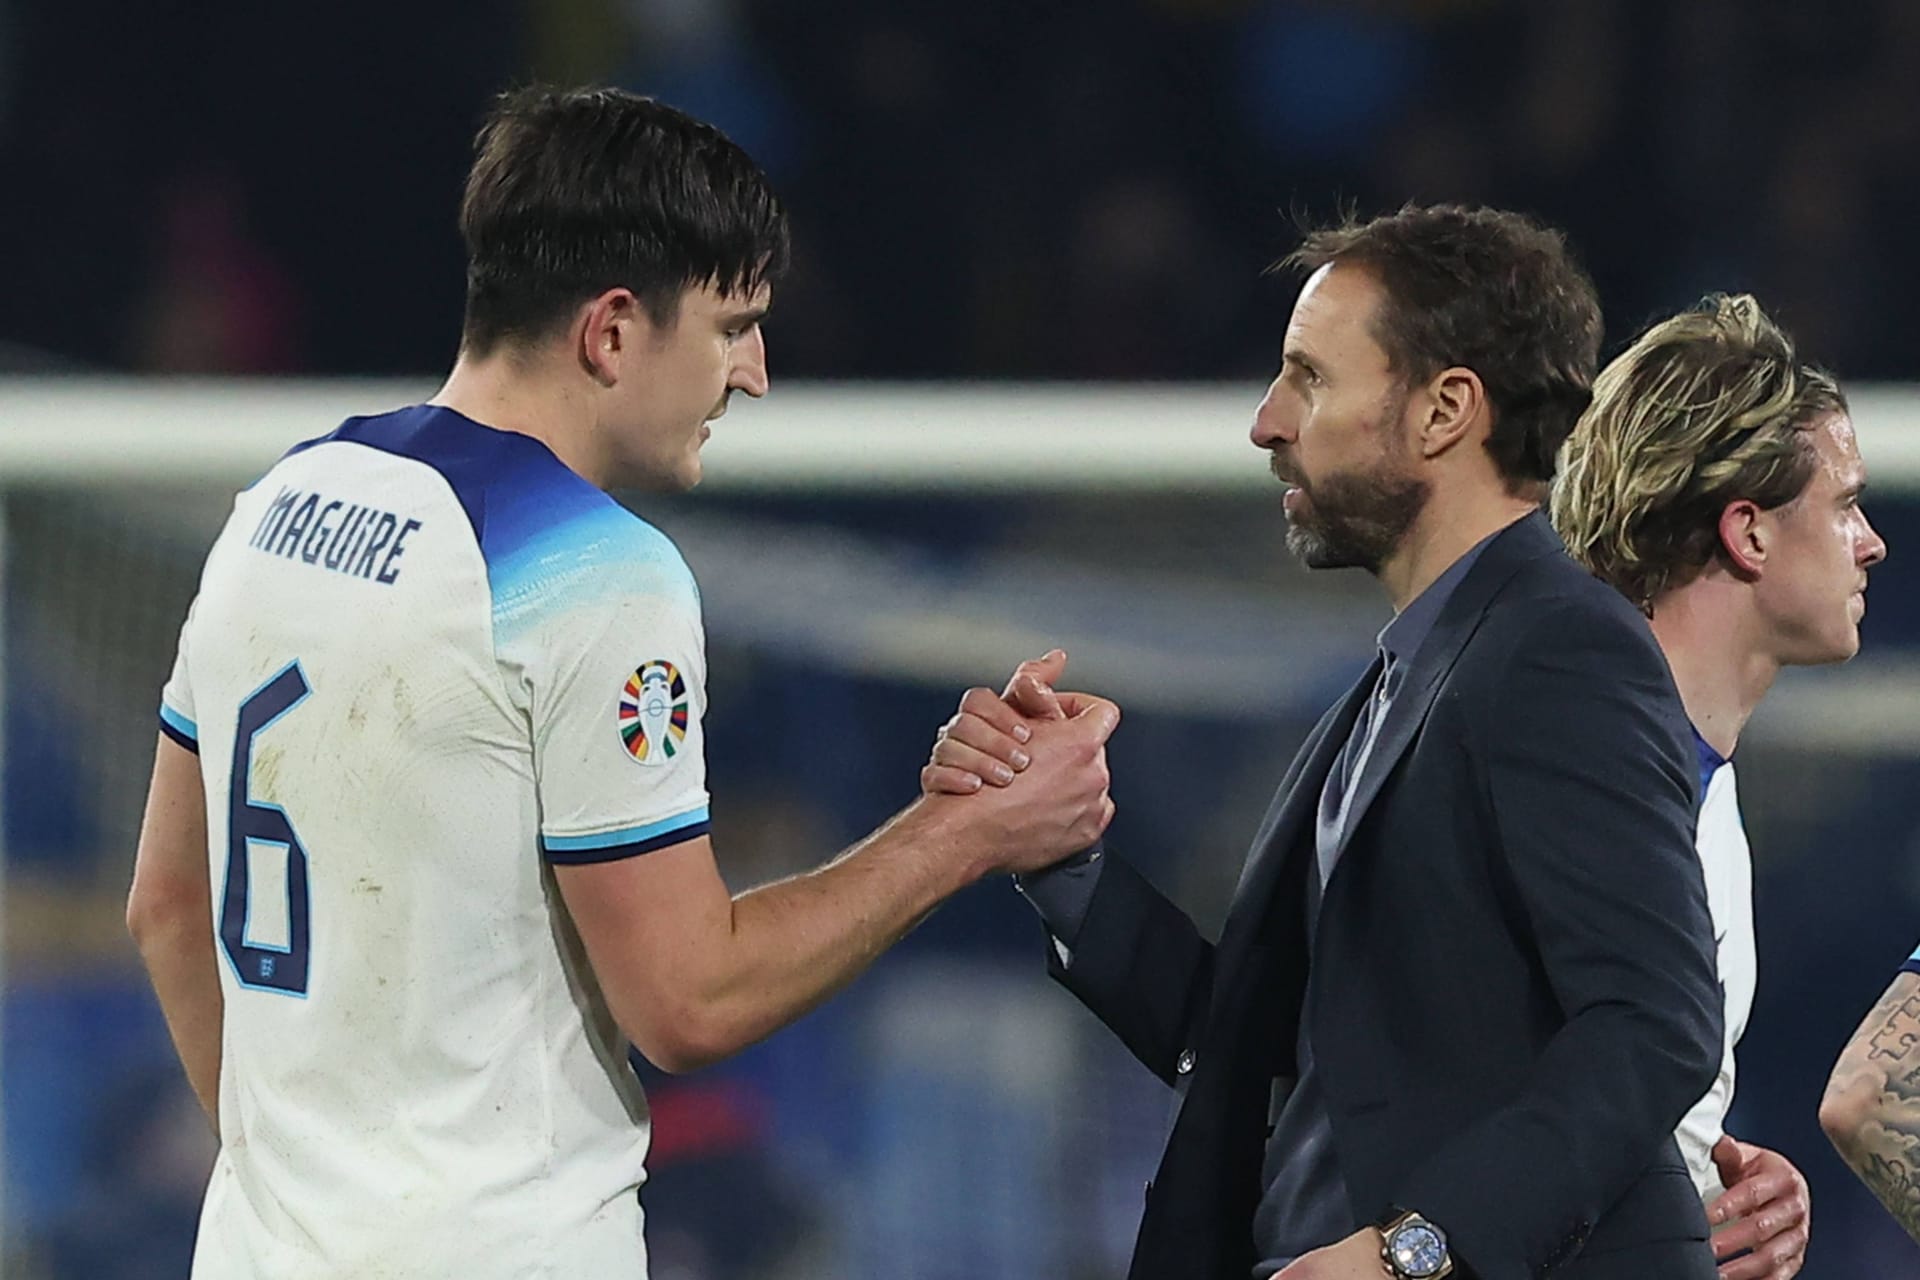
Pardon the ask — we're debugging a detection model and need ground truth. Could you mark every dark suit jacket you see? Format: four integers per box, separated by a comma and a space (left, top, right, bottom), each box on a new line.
1054, 513, 1723, 1280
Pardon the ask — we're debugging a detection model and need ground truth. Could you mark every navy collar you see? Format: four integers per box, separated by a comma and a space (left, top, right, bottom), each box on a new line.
1692, 728, 1729, 805
1378, 522, 1509, 669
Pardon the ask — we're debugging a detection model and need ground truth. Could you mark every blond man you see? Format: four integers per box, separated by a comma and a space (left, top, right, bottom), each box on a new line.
1554, 294, 1888, 1280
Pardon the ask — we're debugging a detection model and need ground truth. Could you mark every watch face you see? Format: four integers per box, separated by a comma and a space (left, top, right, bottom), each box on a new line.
1389, 1222, 1448, 1278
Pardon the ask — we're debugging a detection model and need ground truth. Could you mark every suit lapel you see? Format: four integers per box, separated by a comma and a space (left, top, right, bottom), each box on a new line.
1326, 648, 1449, 870
1328, 509, 1565, 873
1215, 660, 1379, 966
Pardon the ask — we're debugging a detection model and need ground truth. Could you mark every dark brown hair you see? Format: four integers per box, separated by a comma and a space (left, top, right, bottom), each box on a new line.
1284, 204, 1603, 494
458, 86, 790, 356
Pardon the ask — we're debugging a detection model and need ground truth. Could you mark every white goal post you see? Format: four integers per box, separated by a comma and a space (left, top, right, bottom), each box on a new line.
5, 379, 1920, 492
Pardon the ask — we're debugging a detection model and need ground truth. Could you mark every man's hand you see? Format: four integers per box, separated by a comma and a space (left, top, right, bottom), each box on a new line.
923, 684, 1038, 795
1707, 1135, 1810, 1279
922, 650, 1105, 795
916, 649, 1120, 875
1274, 1227, 1388, 1279
933, 694, 1115, 875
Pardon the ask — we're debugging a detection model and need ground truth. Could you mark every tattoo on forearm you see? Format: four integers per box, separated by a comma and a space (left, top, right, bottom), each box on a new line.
1868, 994, 1920, 1062
1861, 1142, 1920, 1243
1833, 978, 1920, 1242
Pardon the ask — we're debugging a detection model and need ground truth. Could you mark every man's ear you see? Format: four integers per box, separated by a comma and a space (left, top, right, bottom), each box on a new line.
1416, 366, 1488, 460
1718, 498, 1768, 578
578, 287, 640, 387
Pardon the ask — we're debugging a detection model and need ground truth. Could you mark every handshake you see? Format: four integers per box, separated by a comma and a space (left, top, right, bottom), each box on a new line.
916, 649, 1122, 878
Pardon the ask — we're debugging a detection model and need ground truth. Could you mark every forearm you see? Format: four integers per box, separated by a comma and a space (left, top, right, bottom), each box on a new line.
1822, 974, 1920, 1242
732, 801, 979, 1003
646, 798, 987, 1069
134, 914, 224, 1127
1827, 1100, 1920, 1244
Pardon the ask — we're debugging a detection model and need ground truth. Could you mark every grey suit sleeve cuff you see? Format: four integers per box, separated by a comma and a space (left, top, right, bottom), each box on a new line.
1014, 841, 1106, 951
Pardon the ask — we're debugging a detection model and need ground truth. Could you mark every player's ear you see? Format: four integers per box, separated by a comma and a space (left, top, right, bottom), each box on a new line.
1417, 366, 1486, 460
577, 288, 640, 387
1718, 498, 1767, 577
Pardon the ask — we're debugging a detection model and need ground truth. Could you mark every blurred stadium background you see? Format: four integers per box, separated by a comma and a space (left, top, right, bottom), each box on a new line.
3, 2, 1920, 1277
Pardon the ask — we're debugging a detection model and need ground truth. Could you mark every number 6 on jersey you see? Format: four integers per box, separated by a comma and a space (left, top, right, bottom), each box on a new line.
221, 662, 314, 996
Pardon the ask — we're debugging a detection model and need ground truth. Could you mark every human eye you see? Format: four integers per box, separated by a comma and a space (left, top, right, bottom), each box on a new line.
724, 311, 767, 345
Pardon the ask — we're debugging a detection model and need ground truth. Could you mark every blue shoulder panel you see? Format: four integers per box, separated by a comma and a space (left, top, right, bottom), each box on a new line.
290, 405, 692, 625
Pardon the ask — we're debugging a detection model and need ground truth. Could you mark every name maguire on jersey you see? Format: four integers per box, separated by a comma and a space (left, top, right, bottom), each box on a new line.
248, 485, 424, 585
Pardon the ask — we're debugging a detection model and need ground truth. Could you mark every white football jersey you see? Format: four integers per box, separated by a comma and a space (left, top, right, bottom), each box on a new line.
160, 404, 710, 1278
1675, 737, 1756, 1203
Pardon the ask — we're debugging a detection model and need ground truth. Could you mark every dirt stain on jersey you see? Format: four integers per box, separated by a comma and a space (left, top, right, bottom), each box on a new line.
251, 743, 283, 797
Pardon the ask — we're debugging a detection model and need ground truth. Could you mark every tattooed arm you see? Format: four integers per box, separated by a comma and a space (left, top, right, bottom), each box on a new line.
1820, 971, 1920, 1242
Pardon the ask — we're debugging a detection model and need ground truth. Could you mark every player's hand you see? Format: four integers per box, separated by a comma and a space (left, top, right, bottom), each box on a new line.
1707, 1135, 1810, 1279
950, 693, 1119, 875
1273, 1227, 1387, 1279
922, 650, 1107, 795
922, 685, 1036, 795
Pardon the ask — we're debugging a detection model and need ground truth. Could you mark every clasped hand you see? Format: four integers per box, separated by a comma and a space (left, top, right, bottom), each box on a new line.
920, 649, 1120, 875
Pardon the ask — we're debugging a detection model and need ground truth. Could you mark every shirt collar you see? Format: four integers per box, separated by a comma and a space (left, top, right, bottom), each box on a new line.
1377, 525, 1504, 669
1692, 727, 1729, 803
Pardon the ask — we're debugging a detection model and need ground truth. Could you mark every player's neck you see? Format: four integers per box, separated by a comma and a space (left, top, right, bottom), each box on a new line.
431, 351, 613, 489
1648, 580, 1781, 759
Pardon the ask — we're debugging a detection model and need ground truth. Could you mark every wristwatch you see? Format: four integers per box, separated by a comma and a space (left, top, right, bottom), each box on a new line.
1378, 1210, 1453, 1279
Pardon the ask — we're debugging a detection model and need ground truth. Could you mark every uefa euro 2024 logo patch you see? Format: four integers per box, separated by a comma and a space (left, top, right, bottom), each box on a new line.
618, 660, 690, 766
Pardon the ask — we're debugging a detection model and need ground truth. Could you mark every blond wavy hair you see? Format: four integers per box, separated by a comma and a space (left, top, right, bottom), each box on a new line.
1551, 294, 1845, 611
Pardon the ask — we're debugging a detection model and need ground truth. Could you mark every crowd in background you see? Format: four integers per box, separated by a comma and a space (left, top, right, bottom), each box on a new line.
3, 0, 1919, 381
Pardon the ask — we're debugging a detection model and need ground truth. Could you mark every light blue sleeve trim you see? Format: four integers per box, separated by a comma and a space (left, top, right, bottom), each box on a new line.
542, 805, 711, 853
159, 703, 199, 743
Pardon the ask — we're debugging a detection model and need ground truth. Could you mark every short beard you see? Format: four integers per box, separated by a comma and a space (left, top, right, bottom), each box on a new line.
1284, 462, 1430, 573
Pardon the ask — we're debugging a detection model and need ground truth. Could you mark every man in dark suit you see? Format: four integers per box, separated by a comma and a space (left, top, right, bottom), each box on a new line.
925, 206, 1723, 1280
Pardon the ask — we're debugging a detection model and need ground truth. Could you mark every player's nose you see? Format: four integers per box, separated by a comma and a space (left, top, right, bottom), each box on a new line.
731, 327, 769, 399
1861, 513, 1888, 567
